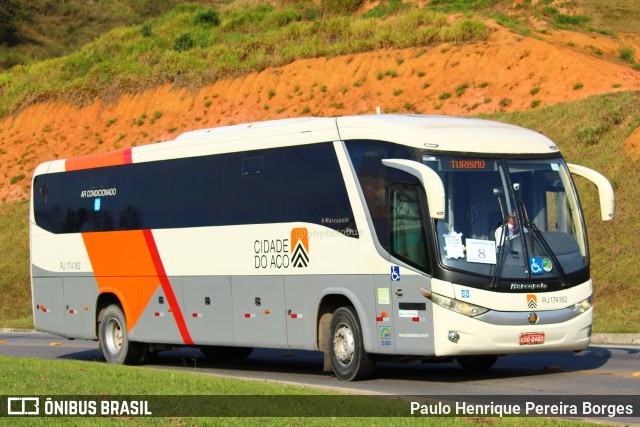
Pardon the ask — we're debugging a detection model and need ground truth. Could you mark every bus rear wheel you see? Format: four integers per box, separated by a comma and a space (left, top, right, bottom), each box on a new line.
99, 304, 148, 365
329, 306, 375, 381
456, 355, 498, 371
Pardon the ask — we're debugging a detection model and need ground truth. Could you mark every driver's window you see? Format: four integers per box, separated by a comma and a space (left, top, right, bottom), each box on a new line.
390, 184, 430, 273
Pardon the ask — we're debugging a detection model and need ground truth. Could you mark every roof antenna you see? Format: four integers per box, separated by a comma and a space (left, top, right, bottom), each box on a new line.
376, 106, 381, 115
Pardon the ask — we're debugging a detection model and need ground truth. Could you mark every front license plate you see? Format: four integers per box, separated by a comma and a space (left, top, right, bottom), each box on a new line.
519, 333, 545, 345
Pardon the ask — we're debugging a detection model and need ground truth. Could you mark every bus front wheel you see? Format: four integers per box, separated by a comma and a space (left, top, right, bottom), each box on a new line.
99, 304, 147, 365
329, 306, 375, 381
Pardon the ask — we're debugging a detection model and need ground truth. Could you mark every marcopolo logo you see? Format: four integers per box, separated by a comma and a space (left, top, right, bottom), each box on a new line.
291, 228, 309, 268
527, 294, 538, 309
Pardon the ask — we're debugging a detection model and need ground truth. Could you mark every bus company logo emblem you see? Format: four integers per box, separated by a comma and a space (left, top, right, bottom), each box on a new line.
291, 228, 309, 268
528, 312, 539, 325
527, 294, 538, 309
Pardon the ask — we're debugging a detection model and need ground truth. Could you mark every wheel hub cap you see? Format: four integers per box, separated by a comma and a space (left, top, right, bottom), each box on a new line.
333, 323, 355, 365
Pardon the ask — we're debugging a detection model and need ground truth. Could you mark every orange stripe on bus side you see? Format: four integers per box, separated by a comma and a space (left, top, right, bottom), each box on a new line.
82, 230, 160, 333
143, 229, 193, 345
65, 147, 132, 171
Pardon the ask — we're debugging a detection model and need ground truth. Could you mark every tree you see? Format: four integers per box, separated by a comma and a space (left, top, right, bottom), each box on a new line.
0, 0, 28, 45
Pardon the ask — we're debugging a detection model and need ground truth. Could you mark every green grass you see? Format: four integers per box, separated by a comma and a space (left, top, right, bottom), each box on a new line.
0, 356, 609, 426
0, 202, 31, 329
1, 92, 639, 333
0, 0, 188, 70
581, 0, 640, 32
0, 2, 490, 117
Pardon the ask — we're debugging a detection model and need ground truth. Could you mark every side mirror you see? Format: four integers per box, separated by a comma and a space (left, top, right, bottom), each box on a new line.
382, 159, 445, 219
567, 163, 614, 221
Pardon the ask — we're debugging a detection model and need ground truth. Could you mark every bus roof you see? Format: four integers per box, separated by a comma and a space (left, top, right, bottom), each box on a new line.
335, 115, 558, 155
38, 115, 559, 175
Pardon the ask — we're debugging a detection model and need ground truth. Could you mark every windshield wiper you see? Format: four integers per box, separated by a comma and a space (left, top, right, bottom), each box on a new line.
520, 201, 569, 286
490, 195, 509, 288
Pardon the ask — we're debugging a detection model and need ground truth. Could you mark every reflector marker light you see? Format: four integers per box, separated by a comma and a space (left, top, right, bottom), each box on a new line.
192, 313, 203, 318
244, 313, 256, 318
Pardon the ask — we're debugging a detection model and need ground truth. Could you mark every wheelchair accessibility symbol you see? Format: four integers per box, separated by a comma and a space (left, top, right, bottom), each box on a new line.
529, 257, 543, 275
391, 266, 400, 282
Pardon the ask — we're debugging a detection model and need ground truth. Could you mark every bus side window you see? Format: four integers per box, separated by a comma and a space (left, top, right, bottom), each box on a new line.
389, 183, 430, 274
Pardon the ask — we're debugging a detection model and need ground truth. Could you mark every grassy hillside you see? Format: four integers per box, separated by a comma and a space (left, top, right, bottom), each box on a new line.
6, 0, 637, 118
0, 0, 200, 69
1, 91, 638, 332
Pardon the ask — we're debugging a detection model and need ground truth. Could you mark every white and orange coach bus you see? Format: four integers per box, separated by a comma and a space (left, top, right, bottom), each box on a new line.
30, 115, 614, 381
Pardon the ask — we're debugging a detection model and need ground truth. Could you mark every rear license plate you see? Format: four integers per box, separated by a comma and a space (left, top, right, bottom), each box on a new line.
519, 333, 545, 345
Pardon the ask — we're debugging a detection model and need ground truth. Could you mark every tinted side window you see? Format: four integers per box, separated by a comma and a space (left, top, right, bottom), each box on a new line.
168, 155, 224, 229
34, 142, 357, 236
345, 140, 418, 249
221, 150, 284, 226
118, 161, 168, 230
34, 168, 119, 233
283, 144, 356, 237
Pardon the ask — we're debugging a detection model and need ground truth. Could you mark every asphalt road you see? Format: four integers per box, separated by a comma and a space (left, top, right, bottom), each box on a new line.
1, 332, 638, 423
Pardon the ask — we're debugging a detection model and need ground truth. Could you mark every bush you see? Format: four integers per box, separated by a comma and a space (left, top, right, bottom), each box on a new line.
140, 22, 153, 38
620, 48, 635, 64
193, 8, 221, 27
10, 174, 25, 185
173, 33, 194, 52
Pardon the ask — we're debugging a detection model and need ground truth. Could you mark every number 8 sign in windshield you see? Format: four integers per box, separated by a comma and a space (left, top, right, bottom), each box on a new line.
466, 239, 497, 264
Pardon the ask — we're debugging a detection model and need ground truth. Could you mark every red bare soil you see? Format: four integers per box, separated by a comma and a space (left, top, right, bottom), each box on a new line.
1, 26, 639, 202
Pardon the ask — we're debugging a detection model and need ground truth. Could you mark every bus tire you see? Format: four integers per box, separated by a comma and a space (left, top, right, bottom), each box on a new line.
201, 346, 253, 361
456, 355, 498, 371
329, 306, 375, 381
99, 304, 147, 365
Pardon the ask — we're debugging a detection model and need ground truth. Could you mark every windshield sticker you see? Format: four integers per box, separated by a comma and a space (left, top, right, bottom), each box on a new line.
444, 232, 465, 259
529, 257, 544, 274
466, 239, 497, 265
542, 258, 553, 272
551, 163, 560, 171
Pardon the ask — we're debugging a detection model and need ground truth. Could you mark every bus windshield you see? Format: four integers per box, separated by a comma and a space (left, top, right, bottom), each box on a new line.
422, 155, 588, 281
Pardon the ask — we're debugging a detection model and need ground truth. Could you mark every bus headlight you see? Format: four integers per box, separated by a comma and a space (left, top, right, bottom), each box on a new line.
422, 289, 489, 317
570, 297, 592, 314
